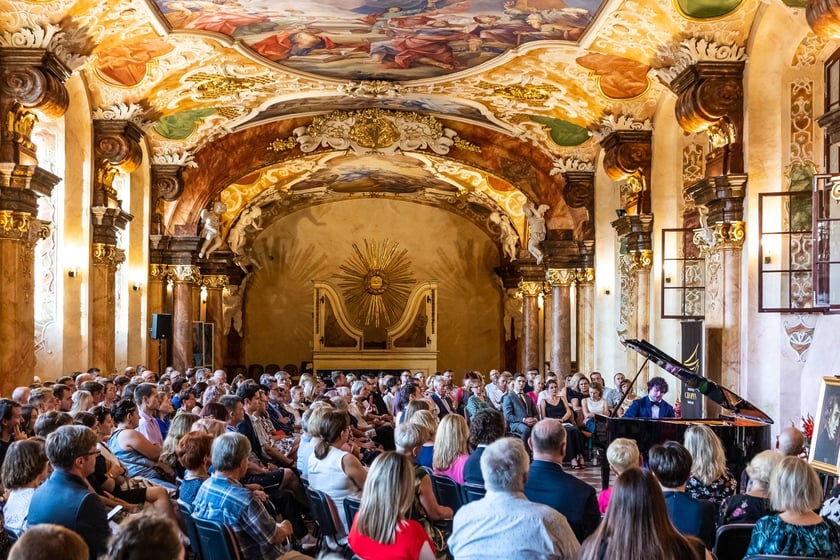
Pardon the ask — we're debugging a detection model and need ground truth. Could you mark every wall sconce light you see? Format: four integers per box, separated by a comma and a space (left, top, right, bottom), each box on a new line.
615, 209, 627, 218
763, 255, 772, 264
67, 267, 79, 278
132, 282, 141, 292
603, 288, 611, 295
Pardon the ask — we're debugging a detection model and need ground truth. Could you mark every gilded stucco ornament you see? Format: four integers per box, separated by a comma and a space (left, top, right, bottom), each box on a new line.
170, 265, 201, 283
201, 275, 228, 290
518, 281, 545, 297
576, 268, 595, 285
91, 243, 125, 268
293, 109, 477, 156
337, 80, 402, 98
656, 38, 747, 86
148, 263, 170, 281
546, 268, 577, 286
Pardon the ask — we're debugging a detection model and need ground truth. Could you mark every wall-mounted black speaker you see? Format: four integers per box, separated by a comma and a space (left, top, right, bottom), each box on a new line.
151, 313, 172, 340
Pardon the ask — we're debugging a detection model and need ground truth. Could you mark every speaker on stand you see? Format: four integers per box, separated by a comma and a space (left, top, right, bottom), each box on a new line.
151, 313, 172, 373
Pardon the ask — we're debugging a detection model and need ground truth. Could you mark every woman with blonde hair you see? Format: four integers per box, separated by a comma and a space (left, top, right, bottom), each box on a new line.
69, 390, 93, 414
579, 468, 710, 560
746, 456, 840, 557
409, 410, 438, 469
683, 424, 737, 507
719, 449, 780, 525
158, 412, 199, 478
349, 451, 435, 560
432, 414, 469, 484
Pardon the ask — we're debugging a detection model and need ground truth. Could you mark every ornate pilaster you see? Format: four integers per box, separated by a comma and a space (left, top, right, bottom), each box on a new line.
612, 214, 654, 376
89, 243, 125, 372
146, 263, 169, 371
519, 275, 545, 372
201, 274, 228, 370
172, 265, 201, 373
575, 268, 595, 374
546, 268, 575, 376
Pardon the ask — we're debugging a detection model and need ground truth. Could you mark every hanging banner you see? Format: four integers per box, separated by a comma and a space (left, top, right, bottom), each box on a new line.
680, 321, 704, 419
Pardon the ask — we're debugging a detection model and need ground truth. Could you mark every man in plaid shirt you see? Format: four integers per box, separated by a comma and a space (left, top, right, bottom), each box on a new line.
192, 432, 297, 558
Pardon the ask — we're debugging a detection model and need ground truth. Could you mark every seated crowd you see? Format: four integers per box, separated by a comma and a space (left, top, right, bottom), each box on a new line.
0, 366, 838, 560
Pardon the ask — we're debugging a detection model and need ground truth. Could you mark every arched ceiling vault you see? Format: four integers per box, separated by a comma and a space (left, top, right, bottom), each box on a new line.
2, 0, 816, 255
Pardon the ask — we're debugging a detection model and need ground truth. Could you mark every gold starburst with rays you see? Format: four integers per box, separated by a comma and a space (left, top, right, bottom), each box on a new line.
334, 239, 416, 328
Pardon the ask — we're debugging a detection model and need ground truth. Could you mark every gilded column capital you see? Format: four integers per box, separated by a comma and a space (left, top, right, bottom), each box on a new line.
693, 220, 745, 255
201, 274, 228, 290
630, 249, 653, 271
545, 268, 577, 287
91, 243, 125, 269
518, 280, 545, 297
170, 265, 201, 284
149, 263, 170, 281
576, 268, 595, 285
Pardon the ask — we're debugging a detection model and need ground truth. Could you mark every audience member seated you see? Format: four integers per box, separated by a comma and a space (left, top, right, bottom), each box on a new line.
159, 412, 199, 478
307, 409, 367, 532
401, 397, 431, 427
597, 437, 641, 515
408, 410, 438, 469
539, 378, 585, 468
463, 408, 505, 485
777, 425, 806, 457
747, 456, 840, 558
8, 524, 88, 560
432, 414, 470, 484
683, 424, 737, 508
28, 425, 110, 560
524, 418, 600, 543
192, 433, 311, 559
579, 468, 711, 560
108, 400, 175, 489
33, 409, 73, 438
719, 449, 780, 525
0, 398, 23, 465
175, 431, 214, 507
648, 441, 716, 550
103, 513, 184, 560
464, 378, 493, 420
348, 451, 435, 560
395, 422, 453, 555
296, 404, 330, 478
581, 382, 610, 434
449, 437, 579, 560
20, 405, 37, 438
502, 373, 538, 443
2, 439, 49, 537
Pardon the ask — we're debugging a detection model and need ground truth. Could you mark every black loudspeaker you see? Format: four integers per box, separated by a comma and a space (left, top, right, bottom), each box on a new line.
151, 313, 172, 340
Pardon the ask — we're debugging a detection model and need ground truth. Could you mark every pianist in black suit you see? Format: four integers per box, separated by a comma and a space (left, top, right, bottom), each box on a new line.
623, 376, 675, 419
648, 441, 716, 550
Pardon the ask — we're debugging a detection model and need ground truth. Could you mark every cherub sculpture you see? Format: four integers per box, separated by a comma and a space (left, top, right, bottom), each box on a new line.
523, 201, 550, 264
489, 211, 519, 261
198, 201, 227, 259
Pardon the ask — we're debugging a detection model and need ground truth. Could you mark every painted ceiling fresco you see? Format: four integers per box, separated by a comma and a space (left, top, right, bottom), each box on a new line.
0, 0, 817, 237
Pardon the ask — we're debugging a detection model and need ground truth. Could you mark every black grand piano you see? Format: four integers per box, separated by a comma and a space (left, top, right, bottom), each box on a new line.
595, 339, 774, 490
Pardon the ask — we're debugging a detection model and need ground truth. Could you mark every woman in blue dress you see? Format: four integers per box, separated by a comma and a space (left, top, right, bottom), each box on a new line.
746, 456, 840, 558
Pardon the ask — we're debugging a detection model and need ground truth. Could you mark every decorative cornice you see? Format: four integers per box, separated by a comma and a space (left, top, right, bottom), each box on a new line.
170, 265, 201, 283
200, 274, 228, 290
600, 130, 652, 183
92, 103, 152, 131
546, 268, 577, 287
669, 61, 745, 135
337, 80, 403, 98
152, 150, 197, 168
612, 214, 654, 253
291, 109, 479, 156
91, 243, 125, 268
0, 25, 88, 72
656, 38, 747, 86
518, 280, 545, 297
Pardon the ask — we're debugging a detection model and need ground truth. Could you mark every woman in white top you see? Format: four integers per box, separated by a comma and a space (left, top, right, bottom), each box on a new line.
1, 439, 49, 537
582, 381, 610, 432
308, 409, 367, 533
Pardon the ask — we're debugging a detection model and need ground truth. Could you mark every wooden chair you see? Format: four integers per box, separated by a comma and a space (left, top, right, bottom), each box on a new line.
343, 495, 361, 530
429, 473, 464, 512
713, 523, 755, 560
192, 517, 242, 560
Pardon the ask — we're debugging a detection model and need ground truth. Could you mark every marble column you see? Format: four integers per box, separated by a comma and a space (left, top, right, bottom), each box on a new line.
633, 250, 653, 363
0, 48, 67, 393
576, 268, 595, 375
202, 275, 228, 370
90, 243, 125, 372
171, 265, 200, 373
546, 268, 575, 376
519, 280, 544, 371
146, 264, 168, 371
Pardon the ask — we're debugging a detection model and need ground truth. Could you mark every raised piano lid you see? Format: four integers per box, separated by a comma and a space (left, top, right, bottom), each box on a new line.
623, 338, 774, 424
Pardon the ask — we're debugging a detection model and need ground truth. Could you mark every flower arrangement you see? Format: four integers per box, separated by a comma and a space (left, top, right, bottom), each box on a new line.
801, 413, 814, 456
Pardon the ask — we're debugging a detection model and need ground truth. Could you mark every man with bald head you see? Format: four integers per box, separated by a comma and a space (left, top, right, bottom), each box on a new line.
777, 426, 806, 457
524, 418, 600, 542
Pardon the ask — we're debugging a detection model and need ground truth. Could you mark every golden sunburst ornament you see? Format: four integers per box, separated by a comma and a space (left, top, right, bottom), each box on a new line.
335, 239, 416, 328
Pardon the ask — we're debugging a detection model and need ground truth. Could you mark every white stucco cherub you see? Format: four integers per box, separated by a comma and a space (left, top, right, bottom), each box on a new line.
523, 201, 550, 264
489, 211, 519, 261
198, 201, 227, 259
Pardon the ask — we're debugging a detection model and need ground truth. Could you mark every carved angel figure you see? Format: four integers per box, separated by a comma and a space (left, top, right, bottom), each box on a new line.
198, 201, 227, 259
489, 211, 519, 261
523, 201, 550, 264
